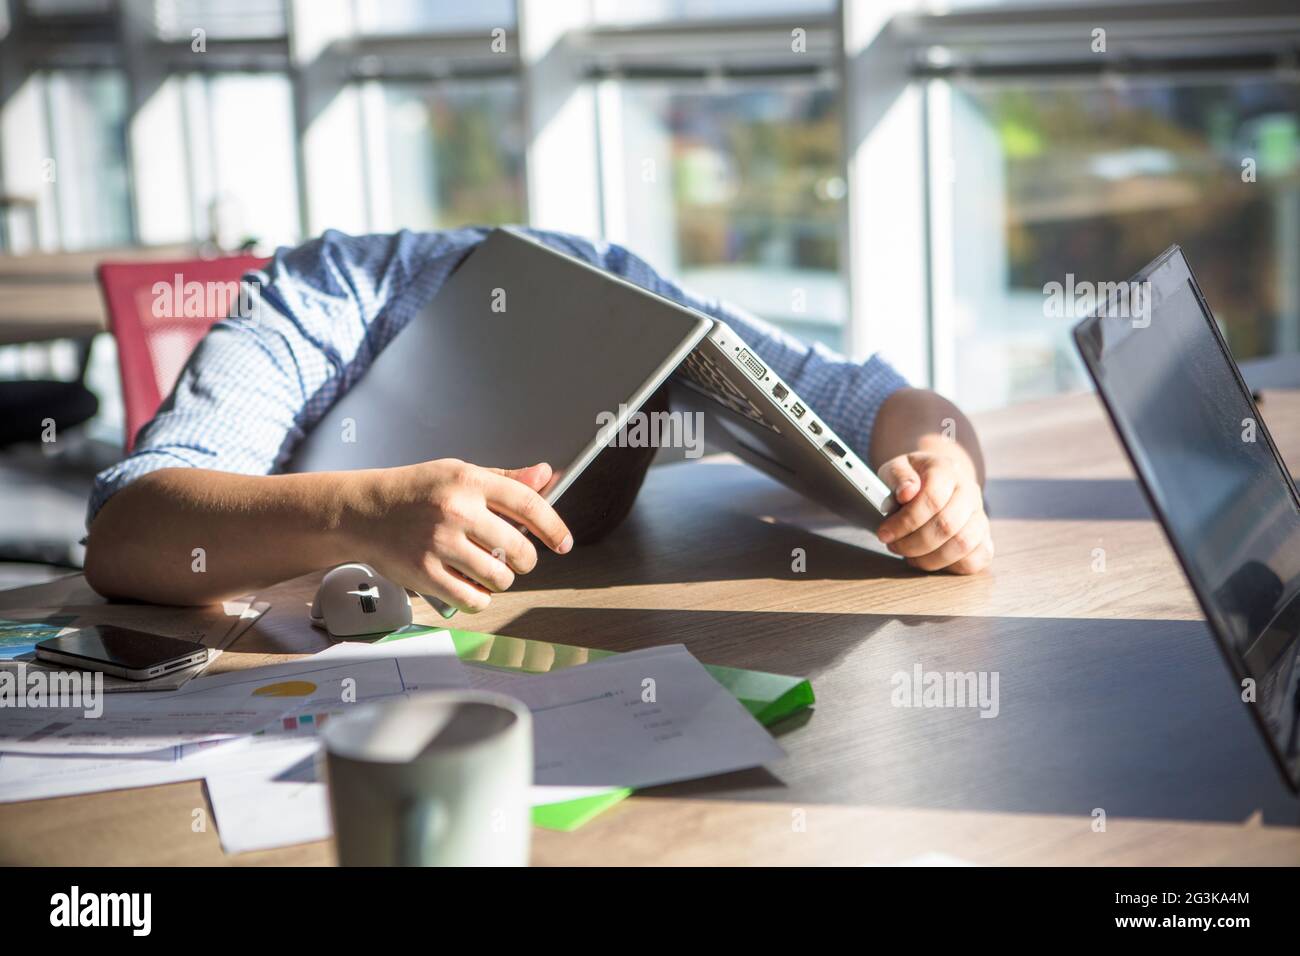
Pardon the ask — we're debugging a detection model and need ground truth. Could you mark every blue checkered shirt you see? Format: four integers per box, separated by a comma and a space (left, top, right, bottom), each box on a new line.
88, 227, 908, 525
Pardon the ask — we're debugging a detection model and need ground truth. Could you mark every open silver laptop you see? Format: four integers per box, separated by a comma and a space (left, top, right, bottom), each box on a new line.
289, 227, 895, 614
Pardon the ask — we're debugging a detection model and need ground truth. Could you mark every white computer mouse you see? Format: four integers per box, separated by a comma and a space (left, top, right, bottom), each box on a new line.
310, 563, 412, 638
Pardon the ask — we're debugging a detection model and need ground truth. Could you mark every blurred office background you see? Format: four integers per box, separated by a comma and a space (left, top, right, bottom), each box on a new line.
0, 0, 1298, 581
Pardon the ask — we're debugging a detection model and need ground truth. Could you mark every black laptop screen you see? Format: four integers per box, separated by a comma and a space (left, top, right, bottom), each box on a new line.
1078, 249, 1300, 784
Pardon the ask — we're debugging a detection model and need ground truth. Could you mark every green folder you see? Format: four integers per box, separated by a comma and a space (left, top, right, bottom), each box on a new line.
378, 625, 814, 830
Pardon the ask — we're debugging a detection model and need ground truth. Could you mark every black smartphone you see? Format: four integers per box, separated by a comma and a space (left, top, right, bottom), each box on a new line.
35, 626, 209, 681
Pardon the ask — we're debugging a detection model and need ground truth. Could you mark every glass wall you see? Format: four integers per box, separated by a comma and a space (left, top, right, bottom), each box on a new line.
937, 77, 1300, 410
607, 83, 848, 350
184, 73, 301, 249
7, 0, 1300, 411
44, 70, 133, 249
368, 82, 525, 232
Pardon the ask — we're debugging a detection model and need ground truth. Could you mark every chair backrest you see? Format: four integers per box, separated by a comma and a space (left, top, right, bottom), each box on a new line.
97, 255, 268, 451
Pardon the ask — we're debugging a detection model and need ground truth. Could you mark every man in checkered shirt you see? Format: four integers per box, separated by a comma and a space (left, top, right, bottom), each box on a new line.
85, 228, 991, 611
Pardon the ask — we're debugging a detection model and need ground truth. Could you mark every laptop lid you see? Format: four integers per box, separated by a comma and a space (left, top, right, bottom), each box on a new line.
1074, 246, 1300, 791
286, 227, 710, 503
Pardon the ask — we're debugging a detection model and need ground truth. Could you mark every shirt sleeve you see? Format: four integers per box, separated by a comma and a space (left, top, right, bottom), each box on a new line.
85, 228, 472, 527
584, 239, 910, 461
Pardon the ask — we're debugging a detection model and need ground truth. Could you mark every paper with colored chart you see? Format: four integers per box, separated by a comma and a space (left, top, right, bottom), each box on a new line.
200, 643, 785, 854
0, 632, 788, 854
0, 631, 467, 758
0, 632, 466, 801
170, 628, 469, 736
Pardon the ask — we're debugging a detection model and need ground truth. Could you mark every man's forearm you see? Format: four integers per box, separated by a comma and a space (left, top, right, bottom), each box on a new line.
84, 468, 371, 605
869, 387, 986, 486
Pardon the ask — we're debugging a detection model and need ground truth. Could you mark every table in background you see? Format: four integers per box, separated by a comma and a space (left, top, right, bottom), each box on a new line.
0, 243, 197, 345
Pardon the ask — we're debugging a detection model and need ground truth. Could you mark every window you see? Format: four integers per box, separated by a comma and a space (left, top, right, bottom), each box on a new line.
9, 0, 1298, 413
363, 81, 525, 231
183, 73, 301, 248
44, 70, 133, 249
603, 82, 848, 350
934, 76, 1300, 411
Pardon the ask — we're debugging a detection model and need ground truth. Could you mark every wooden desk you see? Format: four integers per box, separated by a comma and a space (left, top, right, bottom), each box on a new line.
0, 244, 194, 280
0, 243, 198, 345
0, 283, 105, 344
2, 390, 1299, 865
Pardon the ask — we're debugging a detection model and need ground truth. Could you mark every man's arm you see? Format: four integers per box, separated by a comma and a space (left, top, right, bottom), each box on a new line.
85, 460, 572, 607
87, 469, 360, 605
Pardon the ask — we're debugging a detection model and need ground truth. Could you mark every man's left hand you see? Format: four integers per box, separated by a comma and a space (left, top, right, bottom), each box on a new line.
876, 451, 993, 574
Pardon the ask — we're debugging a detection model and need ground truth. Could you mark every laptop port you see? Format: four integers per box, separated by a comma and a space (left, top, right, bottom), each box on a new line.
790, 401, 806, 419
772, 383, 789, 401
823, 439, 847, 458
737, 348, 767, 381
808, 420, 823, 436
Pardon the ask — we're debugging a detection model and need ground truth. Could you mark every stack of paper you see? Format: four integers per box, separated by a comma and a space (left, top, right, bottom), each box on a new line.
0, 626, 788, 856
200, 642, 787, 854
0, 629, 466, 795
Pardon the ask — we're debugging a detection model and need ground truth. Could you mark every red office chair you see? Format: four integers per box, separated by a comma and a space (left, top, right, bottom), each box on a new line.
97, 255, 268, 451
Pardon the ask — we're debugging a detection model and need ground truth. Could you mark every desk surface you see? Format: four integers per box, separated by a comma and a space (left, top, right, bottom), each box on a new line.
2, 390, 1299, 865
0, 283, 104, 344
0, 243, 199, 345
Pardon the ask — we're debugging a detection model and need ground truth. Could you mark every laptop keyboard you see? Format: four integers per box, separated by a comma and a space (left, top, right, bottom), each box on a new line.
674, 348, 780, 433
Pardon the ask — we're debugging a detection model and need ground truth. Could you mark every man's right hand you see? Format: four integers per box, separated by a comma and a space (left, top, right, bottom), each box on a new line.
356, 459, 573, 613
